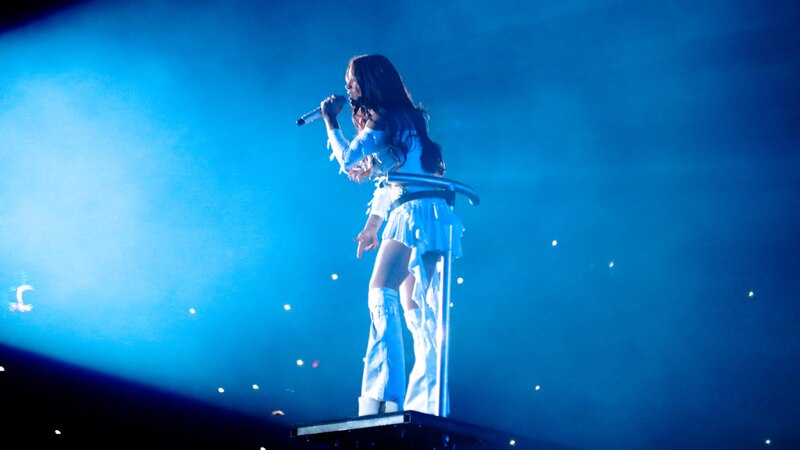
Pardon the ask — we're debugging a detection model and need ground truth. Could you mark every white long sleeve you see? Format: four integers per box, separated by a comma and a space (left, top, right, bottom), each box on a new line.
327, 128, 349, 173
327, 126, 391, 173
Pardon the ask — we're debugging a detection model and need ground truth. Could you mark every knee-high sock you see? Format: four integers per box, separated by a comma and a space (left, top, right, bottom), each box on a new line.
359, 287, 405, 415
403, 306, 441, 415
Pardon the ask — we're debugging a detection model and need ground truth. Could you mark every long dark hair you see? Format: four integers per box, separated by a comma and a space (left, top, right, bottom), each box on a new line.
348, 54, 445, 176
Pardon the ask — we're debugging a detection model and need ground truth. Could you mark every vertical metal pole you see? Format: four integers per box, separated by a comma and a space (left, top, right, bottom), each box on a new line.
384, 174, 478, 419
436, 213, 454, 417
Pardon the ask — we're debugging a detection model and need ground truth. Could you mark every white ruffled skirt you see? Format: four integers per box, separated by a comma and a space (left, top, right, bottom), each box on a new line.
381, 197, 464, 311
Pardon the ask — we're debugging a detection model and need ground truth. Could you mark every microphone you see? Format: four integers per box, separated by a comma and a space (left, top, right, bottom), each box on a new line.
296, 95, 348, 126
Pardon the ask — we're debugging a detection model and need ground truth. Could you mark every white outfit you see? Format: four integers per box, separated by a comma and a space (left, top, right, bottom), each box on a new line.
328, 122, 464, 416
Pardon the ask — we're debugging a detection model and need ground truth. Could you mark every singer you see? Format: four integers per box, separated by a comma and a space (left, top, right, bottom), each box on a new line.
320, 54, 464, 417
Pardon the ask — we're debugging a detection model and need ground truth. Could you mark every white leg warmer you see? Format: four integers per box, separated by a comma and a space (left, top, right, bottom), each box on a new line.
358, 287, 405, 416
403, 305, 441, 415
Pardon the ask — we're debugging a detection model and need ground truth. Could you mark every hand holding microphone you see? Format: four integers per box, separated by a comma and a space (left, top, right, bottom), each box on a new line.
296, 94, 347, 126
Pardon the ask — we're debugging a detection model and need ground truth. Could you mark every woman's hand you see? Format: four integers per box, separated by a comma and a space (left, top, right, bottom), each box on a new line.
347, 157, 373, 183
354, 228, 378, 259
354, 214, 384, 259
321, 94, 345, 129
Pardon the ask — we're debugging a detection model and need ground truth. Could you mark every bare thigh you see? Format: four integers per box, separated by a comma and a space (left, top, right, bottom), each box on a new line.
369, 239, 413, 291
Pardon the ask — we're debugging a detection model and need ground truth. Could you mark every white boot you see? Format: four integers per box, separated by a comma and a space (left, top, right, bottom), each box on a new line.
403, 306, 440, 415
383, 400, 400, 413
358, 397, 400, 416
358, 287, 406, 416
358, 396, 380, 416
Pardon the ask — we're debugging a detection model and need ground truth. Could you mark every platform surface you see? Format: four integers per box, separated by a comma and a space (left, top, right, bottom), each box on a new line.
292, 411, 512, 449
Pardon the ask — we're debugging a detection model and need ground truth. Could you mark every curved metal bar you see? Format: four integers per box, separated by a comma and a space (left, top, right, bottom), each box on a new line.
383, 172, 479, 418
385, 173, 481, 206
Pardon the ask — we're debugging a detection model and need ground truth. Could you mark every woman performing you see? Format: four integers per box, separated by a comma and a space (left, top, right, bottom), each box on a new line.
320, 54, 464, 417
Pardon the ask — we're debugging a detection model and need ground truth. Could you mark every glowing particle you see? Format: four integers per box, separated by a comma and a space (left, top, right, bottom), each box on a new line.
284, 304, 292, 311
218, 387, 225, 393
272, 410, 285, 416
609, 261, 615, 268
450, 302, 454, 307
296, 359, 304, 366
509, 439, 516, 446
312, 360, 319, 368
748, 291, 755, 298
252, 384, 260, 390
331, 273, 339, 280
457, 277, 464, 284
55, 430, 61, 435
189, 308, 196, 315
551, 240, 558, 247
0, 366, 4, 372
535, 385, 541, 391
765, 439, 771, 445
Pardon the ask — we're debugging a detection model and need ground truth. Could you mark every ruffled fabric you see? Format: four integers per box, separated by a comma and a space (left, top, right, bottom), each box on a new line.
366, 181, 403, 220
383, 198, 463, 257
382, 197, 464, 312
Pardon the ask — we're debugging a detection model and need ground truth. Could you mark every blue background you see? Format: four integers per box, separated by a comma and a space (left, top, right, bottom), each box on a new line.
1, 1, 799, 448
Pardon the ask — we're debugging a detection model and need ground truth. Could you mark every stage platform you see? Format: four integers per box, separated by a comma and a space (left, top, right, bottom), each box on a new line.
292, 411, 512, 449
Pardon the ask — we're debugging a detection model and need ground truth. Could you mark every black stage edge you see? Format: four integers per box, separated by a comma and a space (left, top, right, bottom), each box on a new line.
0, 343, 326, 449
293, 412, 511, 450
292, 412, 577, 450
0, 0, 87, 33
